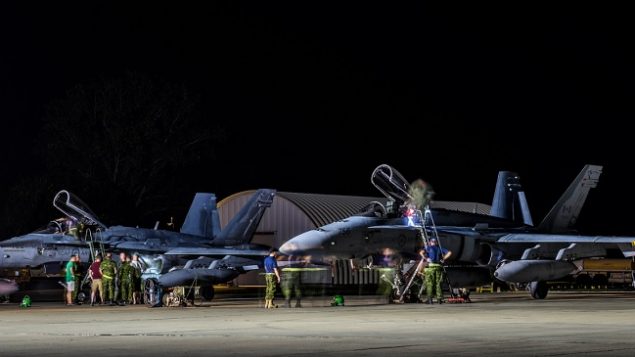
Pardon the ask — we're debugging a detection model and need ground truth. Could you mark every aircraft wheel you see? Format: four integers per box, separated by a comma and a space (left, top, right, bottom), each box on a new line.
144, 278, 163, 307
592, 274, 608, 288
529, 281, 548, 299
76, 291, 88, 304
575, 274, 592, 289
199, 285, 215, 301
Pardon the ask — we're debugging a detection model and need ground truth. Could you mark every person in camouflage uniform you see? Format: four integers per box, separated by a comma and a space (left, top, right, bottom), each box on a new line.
72, 254, 82, 303
263, 248, 281, 309
100, 252, 117, 304
118, 255, 135, 305
115, 252, 127, 303
281, 255, 303, 308
130, 253, 144, 304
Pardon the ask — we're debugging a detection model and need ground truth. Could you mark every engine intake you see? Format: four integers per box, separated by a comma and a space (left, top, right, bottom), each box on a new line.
475, 243, 504, 267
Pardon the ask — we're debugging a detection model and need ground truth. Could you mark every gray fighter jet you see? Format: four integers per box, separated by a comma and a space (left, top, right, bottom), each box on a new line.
280, 164, 635, 299
1, 188, 276, 304
0, 216, 93, 274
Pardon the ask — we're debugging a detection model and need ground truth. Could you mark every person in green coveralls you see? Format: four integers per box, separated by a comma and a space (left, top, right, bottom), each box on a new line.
100, 252, 117, 305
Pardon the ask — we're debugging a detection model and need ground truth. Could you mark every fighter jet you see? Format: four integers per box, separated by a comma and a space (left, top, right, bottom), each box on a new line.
280, 164, 635, 299
1, 188, 276, 304
0, 216, 93, 274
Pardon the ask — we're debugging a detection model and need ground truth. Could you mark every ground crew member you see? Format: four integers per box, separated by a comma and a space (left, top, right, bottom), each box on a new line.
89, 255, 104, 306
282, 264, 302, 308
72, 254, 82, 303
115, 252, 127, 303
263, 248, 281, 309
130, 253, 144, 304
65, 254, 77, 305
119, 255, 134, 304
421, 238, 451, 304
100, 252, 117, 305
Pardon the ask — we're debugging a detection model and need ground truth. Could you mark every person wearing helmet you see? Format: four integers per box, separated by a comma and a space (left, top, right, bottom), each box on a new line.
420, 238, 452, 304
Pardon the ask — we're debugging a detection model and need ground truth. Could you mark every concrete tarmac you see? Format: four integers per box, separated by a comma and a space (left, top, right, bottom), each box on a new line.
1, 291, 635, 357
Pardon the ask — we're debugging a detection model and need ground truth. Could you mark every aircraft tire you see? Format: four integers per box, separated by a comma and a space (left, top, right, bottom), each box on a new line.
76, 290, 88, 304
199, 285, 215, 301
592, 274, 608, 288
529, 281, 548, 299
575, 274, 592, 289
144, 278, 163, 307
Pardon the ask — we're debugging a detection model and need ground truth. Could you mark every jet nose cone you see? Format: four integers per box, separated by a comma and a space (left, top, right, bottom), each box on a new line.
280, 230, 326, 256
279, 240, 300, 256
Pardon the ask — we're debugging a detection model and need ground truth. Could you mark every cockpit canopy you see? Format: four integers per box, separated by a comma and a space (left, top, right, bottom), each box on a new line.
53, 190, 107, 229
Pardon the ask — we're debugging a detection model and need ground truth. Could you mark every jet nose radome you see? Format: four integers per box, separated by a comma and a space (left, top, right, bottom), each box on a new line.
279, 230, 327, 256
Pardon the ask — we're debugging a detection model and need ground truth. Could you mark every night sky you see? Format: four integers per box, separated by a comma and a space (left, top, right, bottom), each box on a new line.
1, 3, 634, 235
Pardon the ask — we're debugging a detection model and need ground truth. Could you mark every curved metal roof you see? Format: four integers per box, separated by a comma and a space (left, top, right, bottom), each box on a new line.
218, 190, 492, 229
277, 192, 386, 227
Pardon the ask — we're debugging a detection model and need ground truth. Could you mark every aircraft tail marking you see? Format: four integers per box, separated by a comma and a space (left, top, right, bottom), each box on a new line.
537, 165, 603, 233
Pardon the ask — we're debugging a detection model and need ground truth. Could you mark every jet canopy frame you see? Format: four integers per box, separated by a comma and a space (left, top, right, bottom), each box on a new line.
53, 190, 107, 230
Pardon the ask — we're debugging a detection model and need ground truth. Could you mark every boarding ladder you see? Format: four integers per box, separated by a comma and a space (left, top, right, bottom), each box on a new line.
84, 227, 106, 262
78, 228, 107, 291
398, 206, 449, 302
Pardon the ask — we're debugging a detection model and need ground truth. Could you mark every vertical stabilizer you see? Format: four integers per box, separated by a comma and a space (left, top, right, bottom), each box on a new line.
490, 171, 533, 225
538, 165, 603, 233
214, 189, 276, 246
180, 193, 220, 238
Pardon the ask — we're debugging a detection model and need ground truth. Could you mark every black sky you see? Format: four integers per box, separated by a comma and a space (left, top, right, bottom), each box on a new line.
1, 3, 634, 234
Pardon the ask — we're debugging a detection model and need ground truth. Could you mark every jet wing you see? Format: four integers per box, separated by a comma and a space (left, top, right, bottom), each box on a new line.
367, 225, 422, 232
497, 233, 635, 244
433, 226, 488, 237
162, 247, 270, 257
497, 233, 635, 258
108, 242, 171, 253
